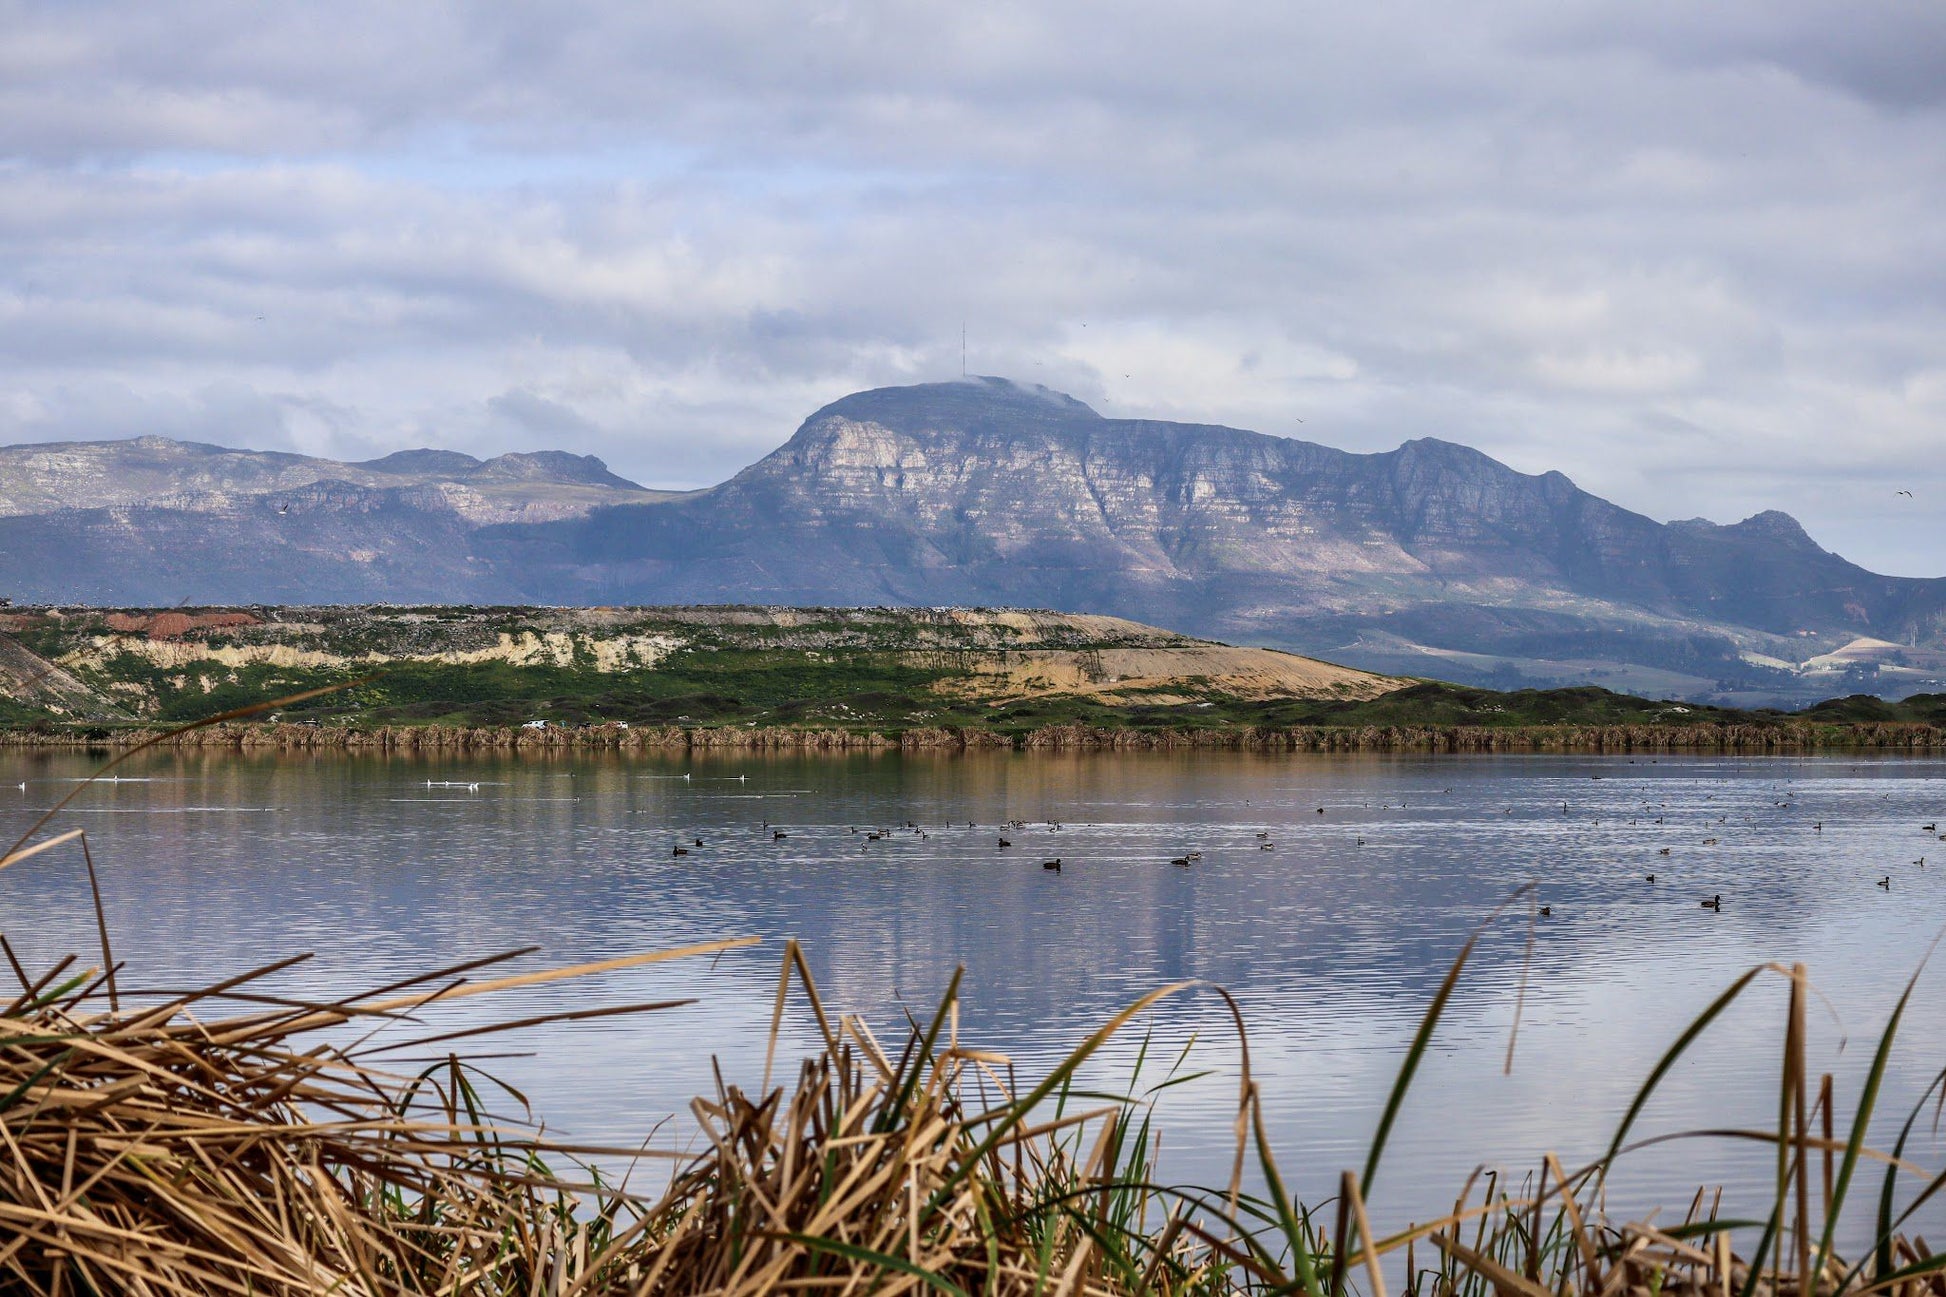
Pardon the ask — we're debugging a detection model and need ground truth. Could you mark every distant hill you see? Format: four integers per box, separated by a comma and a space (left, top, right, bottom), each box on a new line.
0, 435, 675, 605
3, 379, 1944, 704
0, 604, 1402, 730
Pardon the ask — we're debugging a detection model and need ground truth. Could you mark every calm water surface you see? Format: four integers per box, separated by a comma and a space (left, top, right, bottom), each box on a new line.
4, 748, 1945, 1245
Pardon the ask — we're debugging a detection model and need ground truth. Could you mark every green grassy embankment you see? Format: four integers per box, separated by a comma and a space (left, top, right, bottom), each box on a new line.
2, 604, 1944, 747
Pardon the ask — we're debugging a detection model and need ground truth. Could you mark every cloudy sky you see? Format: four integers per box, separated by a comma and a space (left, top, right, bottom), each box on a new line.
3, 1, 1943, 571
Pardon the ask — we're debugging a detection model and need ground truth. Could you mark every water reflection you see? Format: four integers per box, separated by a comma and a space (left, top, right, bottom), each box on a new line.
2, 748, 1944, 1243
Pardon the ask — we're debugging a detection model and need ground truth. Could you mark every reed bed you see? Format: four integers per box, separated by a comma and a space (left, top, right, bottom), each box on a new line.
4, 891, 1946, 1297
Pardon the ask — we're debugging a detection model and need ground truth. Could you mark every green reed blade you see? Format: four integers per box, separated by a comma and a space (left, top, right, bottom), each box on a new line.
1601, 964, 1765, 1173
875, 964, 962, 1134
1361, 929, 1479, 1200
1813, 954, 1928, 1281
777, 1233, 970, 1297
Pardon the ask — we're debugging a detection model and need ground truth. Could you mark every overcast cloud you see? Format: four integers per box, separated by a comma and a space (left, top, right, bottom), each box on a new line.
2, 1, 1942, 571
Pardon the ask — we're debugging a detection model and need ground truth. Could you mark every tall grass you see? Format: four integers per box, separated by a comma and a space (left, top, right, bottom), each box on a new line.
4, 881, 1946, 1296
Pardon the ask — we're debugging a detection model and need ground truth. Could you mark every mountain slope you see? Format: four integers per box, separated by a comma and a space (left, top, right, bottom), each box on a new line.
3, 378, 1943, 703
0, 436, 674, 605
480, 379, 1946, 699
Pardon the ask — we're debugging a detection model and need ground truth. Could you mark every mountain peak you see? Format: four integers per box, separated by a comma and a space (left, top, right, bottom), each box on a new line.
357, 449, 484, 476
474, 451, 642, 489
802, 377, 1102, 435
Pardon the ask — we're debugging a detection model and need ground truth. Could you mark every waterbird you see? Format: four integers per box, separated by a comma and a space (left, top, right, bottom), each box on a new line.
1171, 856, 1191, 867
1260, 841, 1275, 850
672, 845, 688, 858
1042, 859, 1062, 871
1255, 830, 1269, 839
1539, 906, 1551, 917
1658, 847, 1672, 855
1317, 807, 1325, 815
1646, 874, 1655, 882
1915, 858, 1926, 867
772, 829, 787, 840
1879, 876, 1892, 890
694, 838, 703, 847
1926, 823, 1937, 832
997, 837, 1012, 848
1701, 894, 1722, 910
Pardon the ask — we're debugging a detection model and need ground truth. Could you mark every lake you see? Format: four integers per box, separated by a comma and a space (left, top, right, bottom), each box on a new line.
3, 746, 1944, 1247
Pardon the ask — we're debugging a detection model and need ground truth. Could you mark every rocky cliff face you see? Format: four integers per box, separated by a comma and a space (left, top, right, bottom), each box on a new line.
0, 437, 670, 605
4, 378, 1944, 703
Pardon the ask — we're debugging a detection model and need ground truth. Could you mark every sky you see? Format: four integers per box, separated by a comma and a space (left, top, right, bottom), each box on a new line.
2, 1, 1943, 573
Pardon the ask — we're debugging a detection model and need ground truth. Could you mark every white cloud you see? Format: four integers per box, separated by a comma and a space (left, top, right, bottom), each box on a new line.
0, 0, 1942, 568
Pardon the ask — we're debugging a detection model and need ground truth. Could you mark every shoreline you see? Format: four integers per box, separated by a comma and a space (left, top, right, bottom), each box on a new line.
4, 717, 1943, 752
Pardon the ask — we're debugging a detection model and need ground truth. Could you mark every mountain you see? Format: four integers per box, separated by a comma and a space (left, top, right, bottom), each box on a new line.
0, 435, 675, 605
3, 379, 1943, 704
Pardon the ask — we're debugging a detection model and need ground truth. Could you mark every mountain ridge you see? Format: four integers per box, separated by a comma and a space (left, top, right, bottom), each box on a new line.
2, 376, 1942, 705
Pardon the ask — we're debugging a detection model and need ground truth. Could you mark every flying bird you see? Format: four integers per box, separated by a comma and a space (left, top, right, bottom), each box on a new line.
1897, 490, 1913, 497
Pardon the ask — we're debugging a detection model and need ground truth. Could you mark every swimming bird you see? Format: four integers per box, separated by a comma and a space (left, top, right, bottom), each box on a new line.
1260, 841, 1275, 850
672, 845, 688, 857
1925, 823, 1937, 832
1879, 876, 1892, 890
772, 829, 787, 840
1646, 873, 1655, 882
1913, 858, 1925, 867
1659, 847, 1672, 855
1539, 906, 1551, 916
1256, 830, 1269, 838
1042, 859, 1062, 871
1701, 894, 1722, 910
1171, 856, 1191, 867
997, 837, 1012, 848
694, 838, 704, 846
1317, 807, 1325, 815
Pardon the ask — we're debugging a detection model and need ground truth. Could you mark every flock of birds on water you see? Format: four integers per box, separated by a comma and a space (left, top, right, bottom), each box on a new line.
595, 763, 1946, 917
14, 763, 1942, 918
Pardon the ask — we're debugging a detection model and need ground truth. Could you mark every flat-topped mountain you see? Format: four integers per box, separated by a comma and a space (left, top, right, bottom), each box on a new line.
3, 378, 1943, 703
